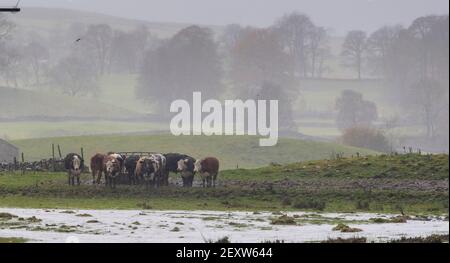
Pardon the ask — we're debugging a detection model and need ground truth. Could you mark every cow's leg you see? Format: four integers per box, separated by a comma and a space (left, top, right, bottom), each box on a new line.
213, 173, 217, 188
165, 171, 169, 186
96, 171, 102, 185
128, 172, 133, 185
77, 175, 80, 186
68, 172, 71, 185
92, 169, 96, 184
189, 176, 194, 187
202, 178, 206, 188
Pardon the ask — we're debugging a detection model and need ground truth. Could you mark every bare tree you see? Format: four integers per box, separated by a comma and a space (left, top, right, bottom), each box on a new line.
409, 78, 447, 138
23, 42, 49, 85
0, 14, 13, 40
82, 24, 113, 75
308, 26, 329, 78
137, 25, 223, 115
341, 30, 368, 80
110, 25, 157, 74
49, 55, 99, 97
367, 25, 404, 78
221, 24, 243, 52
0, 44, 23, 88
230, 27, 293, 97
274, 12, 315, 78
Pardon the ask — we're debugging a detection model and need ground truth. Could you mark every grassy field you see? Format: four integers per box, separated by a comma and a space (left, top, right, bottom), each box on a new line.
12, 134, 377, 169
0, 154, 448, 214
0, 121, 166, 140
0, 86, 143, 120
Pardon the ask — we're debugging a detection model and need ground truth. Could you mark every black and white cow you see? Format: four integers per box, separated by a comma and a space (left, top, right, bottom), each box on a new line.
176, 157, 196, 187
164, 153, 196, 187
136, 154, 166, 189
64, 153, 84, 186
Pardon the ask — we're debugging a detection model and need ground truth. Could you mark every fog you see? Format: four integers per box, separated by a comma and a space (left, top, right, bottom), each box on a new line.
0, 0, 449, 153
7, 0, 450, 35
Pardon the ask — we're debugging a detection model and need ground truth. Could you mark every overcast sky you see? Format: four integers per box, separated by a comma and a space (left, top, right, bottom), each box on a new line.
4, 0, 449, 34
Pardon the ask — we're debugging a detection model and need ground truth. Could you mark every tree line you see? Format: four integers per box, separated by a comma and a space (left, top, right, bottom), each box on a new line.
0, 12, 448, 140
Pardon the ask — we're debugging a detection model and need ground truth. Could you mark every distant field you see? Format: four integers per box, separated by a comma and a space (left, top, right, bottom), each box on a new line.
11, 134, 377, 169
0, 121, 166, 140
98, 74, 154, 114
0, 86, 143, 120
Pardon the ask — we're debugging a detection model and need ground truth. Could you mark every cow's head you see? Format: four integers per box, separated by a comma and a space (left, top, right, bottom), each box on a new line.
72, 156, 81, 174
105, 158, 120, 177
194, 159, 203, 173
140, 158, 156, 180
177, 159, 188, 172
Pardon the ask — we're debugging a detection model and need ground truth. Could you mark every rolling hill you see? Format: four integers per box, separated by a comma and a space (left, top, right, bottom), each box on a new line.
11, 134, 378, 169
0, 86, 144, 121
9, 7, 223, 38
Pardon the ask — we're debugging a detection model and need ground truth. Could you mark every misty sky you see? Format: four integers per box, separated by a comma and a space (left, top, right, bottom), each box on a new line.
3, 0, 450, 34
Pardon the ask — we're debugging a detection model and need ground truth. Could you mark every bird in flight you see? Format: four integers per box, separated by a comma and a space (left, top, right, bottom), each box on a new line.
75, 38, 82, 43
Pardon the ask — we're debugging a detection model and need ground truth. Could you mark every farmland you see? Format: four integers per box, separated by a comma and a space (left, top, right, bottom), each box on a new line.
11, 134, 377, 169
0, 154, 448, 214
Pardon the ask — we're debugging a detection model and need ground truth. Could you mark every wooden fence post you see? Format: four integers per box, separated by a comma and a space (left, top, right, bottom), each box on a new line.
52, 144, 55, 172
21, 152, 25, 175
57, 144, 62, 159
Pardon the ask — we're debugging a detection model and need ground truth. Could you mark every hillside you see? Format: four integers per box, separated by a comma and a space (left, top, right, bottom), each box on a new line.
9, 7, 223, 38
0, 86, 144, 121
11, 134, 377, 169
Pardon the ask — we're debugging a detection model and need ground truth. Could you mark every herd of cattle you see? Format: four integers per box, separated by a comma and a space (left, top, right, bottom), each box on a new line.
64, 152, 220, 189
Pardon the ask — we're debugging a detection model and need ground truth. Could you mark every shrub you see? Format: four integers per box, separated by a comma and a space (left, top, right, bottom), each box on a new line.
340, 126, 391, 152
270, 215, 297, 225
208, 236, 231, 243
332, 223, 363, 233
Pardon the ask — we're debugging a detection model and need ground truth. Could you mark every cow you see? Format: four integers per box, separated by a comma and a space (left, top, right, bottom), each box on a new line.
194, 157, 219, 188
64, 153, 84, 186
176, 157, 196, 187
90, 153, 105, 184
150, 154, 166, 187
135, 154, 166, 189
103, 155, 121, 188
124, 155, 140, 185
107, 152, 125, 172
165, 153, 196, 187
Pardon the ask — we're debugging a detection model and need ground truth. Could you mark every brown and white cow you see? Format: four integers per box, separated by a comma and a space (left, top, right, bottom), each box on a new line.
103, 155, 121, 188
194, 157, 219, 188
64, 153, 84, 186
90, 153, 105, 184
